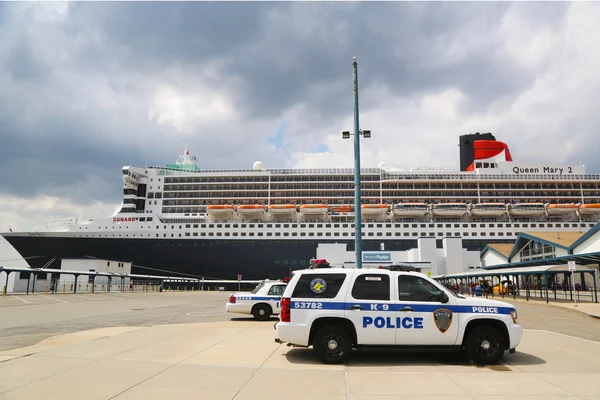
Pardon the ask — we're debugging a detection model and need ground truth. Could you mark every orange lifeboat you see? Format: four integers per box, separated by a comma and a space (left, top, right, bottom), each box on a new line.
300, 204, 328, 215
331, 205, 352, 213
547, 203, 577, 215
207, 204, 234, 217
579, 204, 600, 215
508, 202, 546, 216
268, 204, 297, 215
237, 204, 265, 218
432, 203, 469, 217
470, 202, 507, 217
392, 202, 429, 217
361, 204, 389, 216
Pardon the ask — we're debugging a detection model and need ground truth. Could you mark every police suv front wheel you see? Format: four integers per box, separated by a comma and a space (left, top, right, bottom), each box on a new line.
466, 325, 506, 365
313, 326, 352, 364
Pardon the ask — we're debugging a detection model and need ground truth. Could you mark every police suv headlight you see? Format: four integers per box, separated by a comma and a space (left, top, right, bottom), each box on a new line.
510, 310, 518, 324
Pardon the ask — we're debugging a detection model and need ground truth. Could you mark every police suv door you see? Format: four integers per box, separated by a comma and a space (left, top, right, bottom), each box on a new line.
395, 274, 459, 346
344, 270, 396, 345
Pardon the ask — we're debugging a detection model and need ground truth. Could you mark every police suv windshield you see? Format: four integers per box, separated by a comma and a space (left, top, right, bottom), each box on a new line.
251, 283, 265, 294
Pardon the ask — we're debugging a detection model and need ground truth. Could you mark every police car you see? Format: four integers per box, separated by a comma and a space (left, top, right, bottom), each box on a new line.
274, 266, 522, 365
226, 280, 287, 321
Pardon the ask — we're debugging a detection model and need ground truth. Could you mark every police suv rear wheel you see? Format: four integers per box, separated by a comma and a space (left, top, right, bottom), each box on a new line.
466, 325, 505, 365
252, 304, 272, 321
313, 326, 352, 364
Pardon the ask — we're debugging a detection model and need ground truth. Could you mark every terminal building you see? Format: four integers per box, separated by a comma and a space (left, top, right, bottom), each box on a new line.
479, 226, 600, 289
315, 237, 481, 276
1, 258, 132, 293
432, 223, 600, 302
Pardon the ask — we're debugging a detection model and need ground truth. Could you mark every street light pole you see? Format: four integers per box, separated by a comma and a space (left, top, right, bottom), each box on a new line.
342, 58, 371, 269
352, 57, 363, 269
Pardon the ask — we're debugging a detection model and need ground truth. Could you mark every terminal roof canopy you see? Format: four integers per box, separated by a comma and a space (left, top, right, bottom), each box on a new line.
434, 264, 597, 280
483, 243, 513, 259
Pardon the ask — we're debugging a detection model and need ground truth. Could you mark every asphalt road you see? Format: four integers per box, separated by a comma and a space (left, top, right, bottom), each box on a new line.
0, 291, 240, 351
0, 291, 599, 351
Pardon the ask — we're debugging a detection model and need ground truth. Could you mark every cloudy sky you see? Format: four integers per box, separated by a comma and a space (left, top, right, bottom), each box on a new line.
1, 1, 599, 231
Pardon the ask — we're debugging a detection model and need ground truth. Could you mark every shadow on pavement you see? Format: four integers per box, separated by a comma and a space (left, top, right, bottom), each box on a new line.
284, 347, 546, 368
229, 317, 279, 322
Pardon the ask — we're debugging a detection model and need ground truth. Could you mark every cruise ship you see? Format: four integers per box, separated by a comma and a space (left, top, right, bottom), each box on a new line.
3, 132, 600, 280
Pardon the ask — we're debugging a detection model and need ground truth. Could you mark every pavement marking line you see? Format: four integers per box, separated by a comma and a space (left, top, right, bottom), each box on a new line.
0, 358, 101, 396
41, 295, 68, 304
344, 365, 349, 400
107, 325, 252, 400
524, 329, 600, 345
230, 341, 282, 400
12, 296, 32, 304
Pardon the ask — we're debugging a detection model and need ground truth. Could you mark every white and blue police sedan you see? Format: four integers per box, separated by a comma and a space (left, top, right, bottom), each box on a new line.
226, 280, 287, 321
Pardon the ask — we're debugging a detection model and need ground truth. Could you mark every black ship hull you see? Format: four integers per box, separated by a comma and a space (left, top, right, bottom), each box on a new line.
1, 235, 505, 280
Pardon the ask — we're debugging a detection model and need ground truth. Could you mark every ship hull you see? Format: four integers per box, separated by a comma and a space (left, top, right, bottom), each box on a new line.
1, 235, 501, 280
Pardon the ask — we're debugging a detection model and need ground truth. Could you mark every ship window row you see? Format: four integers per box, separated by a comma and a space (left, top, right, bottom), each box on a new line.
154, 194, 600, 209
164, 185, 270, 191
148, 231, 518, 238
102, 221, 596, 230
382, 173, 600, 181
161, 192, 381, 200
141, 222, 593, 230
382, 183, 594, 190
163, 185, 385, 192
165, 176, 270, 184
159, 192, 600, 202
162, 174, 381, 184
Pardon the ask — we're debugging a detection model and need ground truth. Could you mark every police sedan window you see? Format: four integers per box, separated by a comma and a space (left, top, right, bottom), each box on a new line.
351, 274, 390, 301
251, 283, 265, 294
398, 275, 442, 302
268, 285, 285, 296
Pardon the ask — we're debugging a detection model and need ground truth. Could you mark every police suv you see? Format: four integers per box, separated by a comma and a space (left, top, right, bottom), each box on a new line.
226, 280, 287, 321
274, 266, 522, 365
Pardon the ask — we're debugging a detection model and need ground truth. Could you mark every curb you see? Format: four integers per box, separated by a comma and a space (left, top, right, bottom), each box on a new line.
502, 297, 600, 320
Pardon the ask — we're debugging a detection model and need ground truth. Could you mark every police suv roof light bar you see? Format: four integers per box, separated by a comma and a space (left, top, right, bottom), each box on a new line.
378, 264, 418, 272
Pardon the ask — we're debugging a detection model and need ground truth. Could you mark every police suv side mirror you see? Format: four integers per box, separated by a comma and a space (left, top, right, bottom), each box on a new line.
439, 293, 449, 304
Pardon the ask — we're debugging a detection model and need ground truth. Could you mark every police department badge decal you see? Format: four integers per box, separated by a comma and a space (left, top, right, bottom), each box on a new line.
433, 309, 453, 333
310, 278, 327, 294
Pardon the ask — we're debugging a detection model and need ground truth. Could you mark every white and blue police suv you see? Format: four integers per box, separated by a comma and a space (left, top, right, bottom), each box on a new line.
226, 280, 287, 321
275, 266, 522, 365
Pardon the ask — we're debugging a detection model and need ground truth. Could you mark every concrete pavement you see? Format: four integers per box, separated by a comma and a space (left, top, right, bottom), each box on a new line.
2, 291, 600, 399
1, 319, 600, 400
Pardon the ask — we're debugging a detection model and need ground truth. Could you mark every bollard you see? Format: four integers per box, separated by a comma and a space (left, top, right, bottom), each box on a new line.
2, 285, 6, 296
63, 284, 66, 295
70, 284, 73, 292
103, 285, 106, 293
45, 285, 49, 294
90, 285, 93, 293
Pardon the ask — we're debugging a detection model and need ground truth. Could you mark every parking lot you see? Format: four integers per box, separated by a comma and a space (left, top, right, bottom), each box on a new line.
1, 291, 600, 400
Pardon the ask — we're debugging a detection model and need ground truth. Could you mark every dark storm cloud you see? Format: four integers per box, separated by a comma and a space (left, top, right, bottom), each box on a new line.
0, 1, 577, 205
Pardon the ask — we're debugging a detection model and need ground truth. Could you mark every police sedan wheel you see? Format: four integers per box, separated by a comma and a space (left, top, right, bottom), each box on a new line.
313, 326, 352, 364
466, 325, 505, 365
252, 304, 272, 321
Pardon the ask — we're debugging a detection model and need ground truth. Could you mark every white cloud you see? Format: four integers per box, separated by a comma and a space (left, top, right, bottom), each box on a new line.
2, 2, 600, 231
0, 195, 117, 232
290, 2, 600, 172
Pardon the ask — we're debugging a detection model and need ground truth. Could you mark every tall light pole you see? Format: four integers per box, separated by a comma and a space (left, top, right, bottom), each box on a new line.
342, 57, 371, 269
